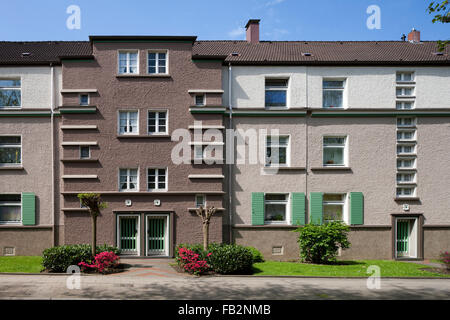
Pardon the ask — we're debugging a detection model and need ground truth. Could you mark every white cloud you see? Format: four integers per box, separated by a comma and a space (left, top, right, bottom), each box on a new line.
228, 27, 246, 38
265, 0, 285, 7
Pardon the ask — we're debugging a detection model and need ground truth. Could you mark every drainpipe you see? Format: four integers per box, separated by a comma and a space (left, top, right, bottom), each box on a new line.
305, 66, 309, 222
228, 63, 233, 243
50, 63, 55, 246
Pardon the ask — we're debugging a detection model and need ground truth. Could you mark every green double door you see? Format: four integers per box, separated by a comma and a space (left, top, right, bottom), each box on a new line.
396, 219, 411, 257
118, 214, 168, 256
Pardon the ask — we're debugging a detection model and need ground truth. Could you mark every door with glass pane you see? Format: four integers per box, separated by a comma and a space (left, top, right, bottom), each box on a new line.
396, 219, 410, 257
146, 215, 168, 256
117, 215, 139, 255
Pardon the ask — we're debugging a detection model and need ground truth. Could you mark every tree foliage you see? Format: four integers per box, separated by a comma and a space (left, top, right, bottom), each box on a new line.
427, 1, 449, 51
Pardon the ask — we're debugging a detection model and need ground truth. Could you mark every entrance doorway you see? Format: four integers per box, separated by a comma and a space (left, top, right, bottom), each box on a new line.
146, 214, 169, 256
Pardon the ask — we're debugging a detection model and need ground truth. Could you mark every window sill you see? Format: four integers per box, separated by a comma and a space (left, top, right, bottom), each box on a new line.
60, 158, 99, 163
263, 166, 305, 171
0, 165, 23, 170
396, 96, 416, 99
233, 224, 297, 229
394, 197, 420, 201
311, 166, 351, 171
116, 134, 170, 139
188, 207, 225, 212
397, 167, 417, 171
116, 74, 171, 78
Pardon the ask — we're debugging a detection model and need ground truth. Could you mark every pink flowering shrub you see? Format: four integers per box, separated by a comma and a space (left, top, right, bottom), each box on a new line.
78, 251, 120, 274
439, 251, 450, 270
176, 247, 211, 276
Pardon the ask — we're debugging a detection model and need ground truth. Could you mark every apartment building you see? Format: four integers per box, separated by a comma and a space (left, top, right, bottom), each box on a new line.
0, 42, 89, 255
57, 36, 225, 257
193, 20, 450, 261
1, 21, 449, 260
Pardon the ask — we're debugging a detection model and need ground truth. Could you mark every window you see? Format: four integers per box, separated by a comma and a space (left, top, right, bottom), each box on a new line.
0, 136, 21, 165
194, 145, 205, 160
323, 80, 345, 108
397, 159, 415, 169
264, 194, 288, 224
396, 87, 414, 97
0, 79, 21, 108
323, 137, 346, 166
79, 94, 89, 106
119, 111, 138, 135
397, 172, 416, 183
397, 117, 415, 127
397, 144, 415, 155
195, 194, 206, 208
80, 146, 90, 159
148, 52, 167, 74
119, 168, 138, 191
148, 111, 167, 134
265, 79, 288, 108
396, 72, 414, 82
195, 95, 205, 106
397, 130, 416, 141
266, 136, 289, 166
0, 194, 21, 224
396, 187, 415, 197
323, 194, 345, 224
118, 51, 138, 74
396, 102, 414, 110
147, 168, 167, 191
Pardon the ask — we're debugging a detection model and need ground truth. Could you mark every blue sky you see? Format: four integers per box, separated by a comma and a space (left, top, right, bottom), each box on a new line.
0, 0, 448, 41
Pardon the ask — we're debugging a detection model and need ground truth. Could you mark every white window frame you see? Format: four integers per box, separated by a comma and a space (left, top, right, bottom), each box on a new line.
396, 101, 414, 110
396, 172, 416, 184
147, 110, 168, 135
265, 135, 290, 167
195, 94, 205, 106
195, 194, 206, 208
119, 168, 139, 192
0, 78, 21, 108
147, 50, 168, 75
79, 93, 89, 106
323, 193, 348, 224
397, 117, 416, 127
396, 87, 414, 97
323, 136, 348, 167
147, 168, 168, 192
0, 194, 22, 225
397, 158, 416, 169
322, 78, 346, 109
118, 50, 139, 75
396, 72, 415, 83
396, 144, 416, 155
118, 111, 139, 135
264, 193, 290, 225
396, 130, 416, 142
79, 145, 91, 159
396, 186, 416, 198
265, 78, 289, 109
0, 135, 22, 166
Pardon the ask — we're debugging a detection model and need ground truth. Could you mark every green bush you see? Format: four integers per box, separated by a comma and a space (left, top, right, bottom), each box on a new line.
295, 221, 350, 264
246, 246, 265, 263
207, 244, 254, 274
42, 244, 120, 272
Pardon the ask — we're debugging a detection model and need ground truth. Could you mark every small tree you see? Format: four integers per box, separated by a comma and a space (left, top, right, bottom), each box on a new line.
295, 221, 350, 264
427, 1, 449, 51
77, 193, 107, 257
195, 206, 217, 251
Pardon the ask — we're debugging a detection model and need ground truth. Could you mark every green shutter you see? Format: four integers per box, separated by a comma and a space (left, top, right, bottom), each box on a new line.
251, 192, 265, 225
309, 192, 323, 225
349, 192, 364, 225
22, 192, 36, 226
291, 192, 305, 225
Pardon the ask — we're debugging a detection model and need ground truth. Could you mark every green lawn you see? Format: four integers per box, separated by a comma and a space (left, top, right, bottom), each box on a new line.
253, 260, 450, 278
0, 256, 43, 273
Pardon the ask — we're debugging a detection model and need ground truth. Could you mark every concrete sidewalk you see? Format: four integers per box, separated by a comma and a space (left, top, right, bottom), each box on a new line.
108, 258, 189, 278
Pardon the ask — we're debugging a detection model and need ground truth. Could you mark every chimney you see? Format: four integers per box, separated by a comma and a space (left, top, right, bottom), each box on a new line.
245, 19, 260, 44
407, 28, 420, 43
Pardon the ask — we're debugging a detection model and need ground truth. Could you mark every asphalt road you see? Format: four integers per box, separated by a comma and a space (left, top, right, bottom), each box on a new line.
0, 274, 449, 300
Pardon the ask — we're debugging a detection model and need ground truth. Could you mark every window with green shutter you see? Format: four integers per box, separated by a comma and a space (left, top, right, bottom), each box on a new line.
21, 192, 35, 225
349, 192, 364, 225
251, 192, 265, 225
291, 192, 305, 225
309, 192, 323, 225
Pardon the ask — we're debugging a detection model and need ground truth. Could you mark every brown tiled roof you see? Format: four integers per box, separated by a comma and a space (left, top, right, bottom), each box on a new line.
192, 41, 450, 65
0, 41, 92, 65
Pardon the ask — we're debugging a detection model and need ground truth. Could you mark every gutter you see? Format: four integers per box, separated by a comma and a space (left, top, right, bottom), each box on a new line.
228, 63, 233, 243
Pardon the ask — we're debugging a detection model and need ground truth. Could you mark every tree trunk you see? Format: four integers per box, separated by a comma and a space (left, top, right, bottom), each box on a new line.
92, 215, 97, 257
203, 222, 209, 251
